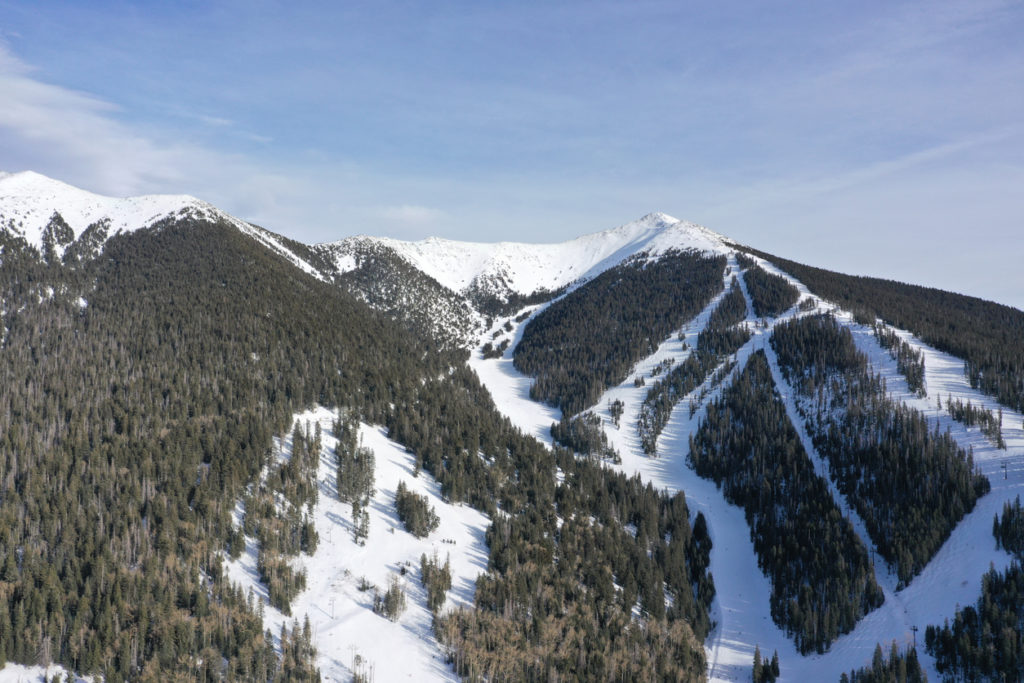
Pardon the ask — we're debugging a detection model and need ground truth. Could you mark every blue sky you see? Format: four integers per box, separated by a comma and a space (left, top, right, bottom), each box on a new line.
1, 0, 1022, 308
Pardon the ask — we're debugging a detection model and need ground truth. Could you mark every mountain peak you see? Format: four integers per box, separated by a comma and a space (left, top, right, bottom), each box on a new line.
0, 170, 141, 199
635, 211, 680, 227
321, 212, 729, 301
0, 170, 214, 254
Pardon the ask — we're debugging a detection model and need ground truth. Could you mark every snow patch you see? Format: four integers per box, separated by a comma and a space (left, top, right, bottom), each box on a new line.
332, 252, 358, 274
224, 406, 490, 682
0, 663, 92, 682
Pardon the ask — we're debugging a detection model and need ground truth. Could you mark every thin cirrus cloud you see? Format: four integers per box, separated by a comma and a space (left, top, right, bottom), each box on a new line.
0, 39, 451, 241
0, 44, 255, 198
0, 43, 356, 237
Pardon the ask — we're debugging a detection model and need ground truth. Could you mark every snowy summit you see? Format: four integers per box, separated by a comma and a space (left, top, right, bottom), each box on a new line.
322, 211, 729, 298
0, 171, 217, 253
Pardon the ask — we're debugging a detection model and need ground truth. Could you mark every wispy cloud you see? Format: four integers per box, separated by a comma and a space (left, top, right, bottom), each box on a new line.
699, 125, 1024, 217
195, 114, 234, 128
0, 44, 205, 195
0, 43, 373, 238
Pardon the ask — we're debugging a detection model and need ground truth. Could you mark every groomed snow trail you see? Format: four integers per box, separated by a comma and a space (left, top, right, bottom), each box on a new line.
472, 251, 1024, 682
475, 254, 805, 681
225, 406, 490, 682
728, 256, 1024, 681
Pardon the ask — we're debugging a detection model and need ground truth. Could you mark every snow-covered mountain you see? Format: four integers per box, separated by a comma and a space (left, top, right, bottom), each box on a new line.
314, 212, 732, 347
0, 170, 327, 278
0, 171, 217, 255
2, 172, 736, 348
4, 171, 1024, 683
321, 211, 727, 298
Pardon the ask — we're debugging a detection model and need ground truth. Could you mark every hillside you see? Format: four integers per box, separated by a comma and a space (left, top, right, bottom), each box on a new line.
2, 172, 1023, 682
0, 174, 715, 681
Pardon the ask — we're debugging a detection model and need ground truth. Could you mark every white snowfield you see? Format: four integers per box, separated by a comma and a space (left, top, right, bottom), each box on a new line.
224, 406, 489, 683
322, 211, 729, 297
468, 237, 1024, 682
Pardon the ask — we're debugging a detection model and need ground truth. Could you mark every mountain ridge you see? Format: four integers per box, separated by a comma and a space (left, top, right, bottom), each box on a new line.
1, 171, 736, 349
0, 170, 213, 252
319, 211, 728, 299
0, 172, 726, 284
4, 170, 1024, 682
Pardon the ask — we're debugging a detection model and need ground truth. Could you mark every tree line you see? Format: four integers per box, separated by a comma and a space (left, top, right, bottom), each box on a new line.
638, 280, 750, 454
241, 421, 321, 613
735, 255, 800, 318
873, 323, 926, 397
942, 394, 1005, 449
841, 643, 926, 683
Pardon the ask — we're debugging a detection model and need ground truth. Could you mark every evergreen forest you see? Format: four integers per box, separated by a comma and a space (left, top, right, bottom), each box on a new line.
638, 280, 750, 454
771, 314, 990, 584
0, 218, 714, 680
740, 245, 1024, 412
689, 351, 883, 653
735, 257, 800, 318
437, 453, 715, 680
3, 199, 1023, 682
514, 249, 726, 414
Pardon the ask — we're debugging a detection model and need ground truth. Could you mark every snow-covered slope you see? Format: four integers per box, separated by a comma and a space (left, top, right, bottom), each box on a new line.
322, 212, 729, 301
0, 171, 215, 251
0, 171, 324, 277
224, 407, 490, 683
311, 212, 732, 349
10, 169, 1024, 681
1, 172, 732, 349
467, 252, 1024, 682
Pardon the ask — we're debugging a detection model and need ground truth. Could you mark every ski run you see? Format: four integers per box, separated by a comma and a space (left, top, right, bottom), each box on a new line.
468, 251, 1024, 682
198, 248, 1024, 683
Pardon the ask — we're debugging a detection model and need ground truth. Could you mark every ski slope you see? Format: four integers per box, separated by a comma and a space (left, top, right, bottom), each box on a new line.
7, 172, 1022, 680
470, 248, 1024, 682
